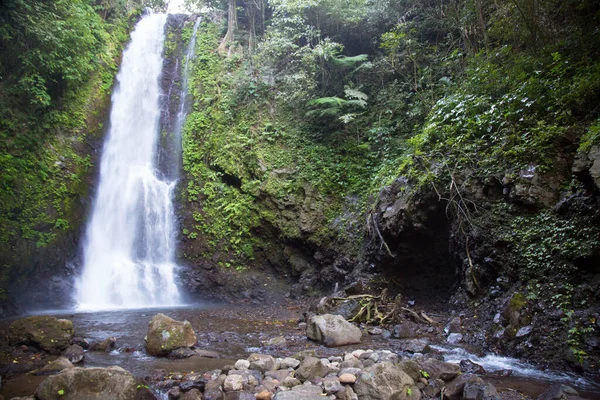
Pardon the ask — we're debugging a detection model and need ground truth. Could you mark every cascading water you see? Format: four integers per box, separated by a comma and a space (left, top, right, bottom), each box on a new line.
76, 13, 186, 310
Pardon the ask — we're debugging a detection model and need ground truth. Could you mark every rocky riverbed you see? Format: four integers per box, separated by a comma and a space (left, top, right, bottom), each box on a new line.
0, 304, 598, 400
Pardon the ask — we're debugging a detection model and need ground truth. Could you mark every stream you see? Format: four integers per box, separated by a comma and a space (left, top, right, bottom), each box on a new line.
1, 304, 599, 399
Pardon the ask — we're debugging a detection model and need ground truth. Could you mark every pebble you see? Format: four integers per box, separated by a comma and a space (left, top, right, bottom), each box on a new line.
256, 391, 272, 400
338, 373, 357, 384
235, 359, 251, 370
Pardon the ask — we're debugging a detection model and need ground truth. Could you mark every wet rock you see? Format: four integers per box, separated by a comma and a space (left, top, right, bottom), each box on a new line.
145, 313, 197, 357
537, 384, 579, 400
393, 322, 419, 339
516, 325, 533, 338
89, 336, 117, 352
179, 380, 206, 392
418, 359, 460, 381
8, 316, 74, 353
389, 387, 421, 400
204, 385, 225, 400
354, 362, 414, 400
36, 366, 138, 400
167, 387, 181, 399
442, 373, 483, 400
248, 353, 276, 372
323, 299, 361, 320
463, 382, 501, 400
228, 369, 261, 387
34, 357, 74, 376
70, 337, 90, 349
445, 317, 462, 334
170, 347, 196, 359
368, 327, 383, 335
398, 339, 430, 353
459, 359, 486, 374
180, 389, 204, 400
135, 386, 159, 400
63, 344, 84, 364
295, 356, 331, 381
446, 333, 463, 344
195, 349, 221, 358
306, 314, 362, 347
422, 379, 444, 398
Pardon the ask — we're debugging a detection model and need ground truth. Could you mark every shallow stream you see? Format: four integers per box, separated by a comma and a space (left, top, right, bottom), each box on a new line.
1, 304, 599, 399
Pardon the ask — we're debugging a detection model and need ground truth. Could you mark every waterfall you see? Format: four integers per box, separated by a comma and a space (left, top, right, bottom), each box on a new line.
76, 13, 187, 310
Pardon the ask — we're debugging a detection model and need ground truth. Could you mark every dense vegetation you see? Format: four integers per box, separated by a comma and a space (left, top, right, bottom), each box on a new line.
180, 0, 600, 264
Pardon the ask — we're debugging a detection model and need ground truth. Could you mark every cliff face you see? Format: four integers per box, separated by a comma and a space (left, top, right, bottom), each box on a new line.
368, 146, 600, 373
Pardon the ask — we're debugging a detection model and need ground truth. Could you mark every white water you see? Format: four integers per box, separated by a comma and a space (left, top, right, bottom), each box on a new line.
432, 345, 599, 390
76, 14, 181, 310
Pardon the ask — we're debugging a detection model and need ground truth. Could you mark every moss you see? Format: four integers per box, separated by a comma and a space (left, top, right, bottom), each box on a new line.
509, 292, 526, 312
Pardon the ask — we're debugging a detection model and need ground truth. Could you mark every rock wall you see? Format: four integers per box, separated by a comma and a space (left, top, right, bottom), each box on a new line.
369, 147, 600, 373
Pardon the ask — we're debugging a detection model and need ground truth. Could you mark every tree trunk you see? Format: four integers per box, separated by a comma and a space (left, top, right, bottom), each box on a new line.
219, 0, 238, 56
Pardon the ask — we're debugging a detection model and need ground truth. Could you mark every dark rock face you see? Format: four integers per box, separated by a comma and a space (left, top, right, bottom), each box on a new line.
36, 366, 138, 400
8, 316, 74, 353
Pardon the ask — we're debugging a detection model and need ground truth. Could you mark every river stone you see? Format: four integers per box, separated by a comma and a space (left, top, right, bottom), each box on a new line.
63, 344, 84, 364
36, 366, 138, 400
180, 389, 203, 400
339, 373, 357, 384
235, 359, 251, 370
442, 373, 483, 400
463, 382, 501, 400
8, 316, 74, 352
280, 357, 300, 369
223, 392, 255, 400
248, 353, 276, 372
397, 360, 422, 381
169, 347, 196, 359
354, 362, 414, 400
224, 375, 244, 392
145, 313, 197, 357
393, 322, 419, 339
323, 377, 343, 393
34, 357, 74, 376
459, 359, 486, 374
90, 336, 117, 352
447, 333, 463, 344
418, 359, 460, 381
295, 356, 331, 381
306, 314, 361, 347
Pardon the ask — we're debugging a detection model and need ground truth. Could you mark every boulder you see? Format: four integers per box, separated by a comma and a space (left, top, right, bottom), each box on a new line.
145, 314, 197, 357
537, 384, 579, 400
63, 344, 84, 364
295, 356, 331, 381
354, 362, 414, 400
89, 337, 117, 352
306, 314, 361, 347
463, 382, 501, 400
224, 375, 244, 392
248, 353, 276, 372
442, 374, 483, 400
280, 357, 300, 369
34, 357, 74, 376
459, 360, 485, 374
8, 316, 74, 352
36, 366, 138, 400
418, 359, 460, 381
180, 389, 204, 400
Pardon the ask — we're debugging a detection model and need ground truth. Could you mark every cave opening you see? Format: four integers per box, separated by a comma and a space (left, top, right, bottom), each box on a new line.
379, 204, 460, 311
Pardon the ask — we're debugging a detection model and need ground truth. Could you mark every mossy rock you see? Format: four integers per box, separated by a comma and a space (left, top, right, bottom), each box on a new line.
8, 316, 74, 352
145, 313, 197, 357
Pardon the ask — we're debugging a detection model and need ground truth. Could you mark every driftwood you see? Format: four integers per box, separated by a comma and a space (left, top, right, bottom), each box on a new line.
319, 289, 437, 326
